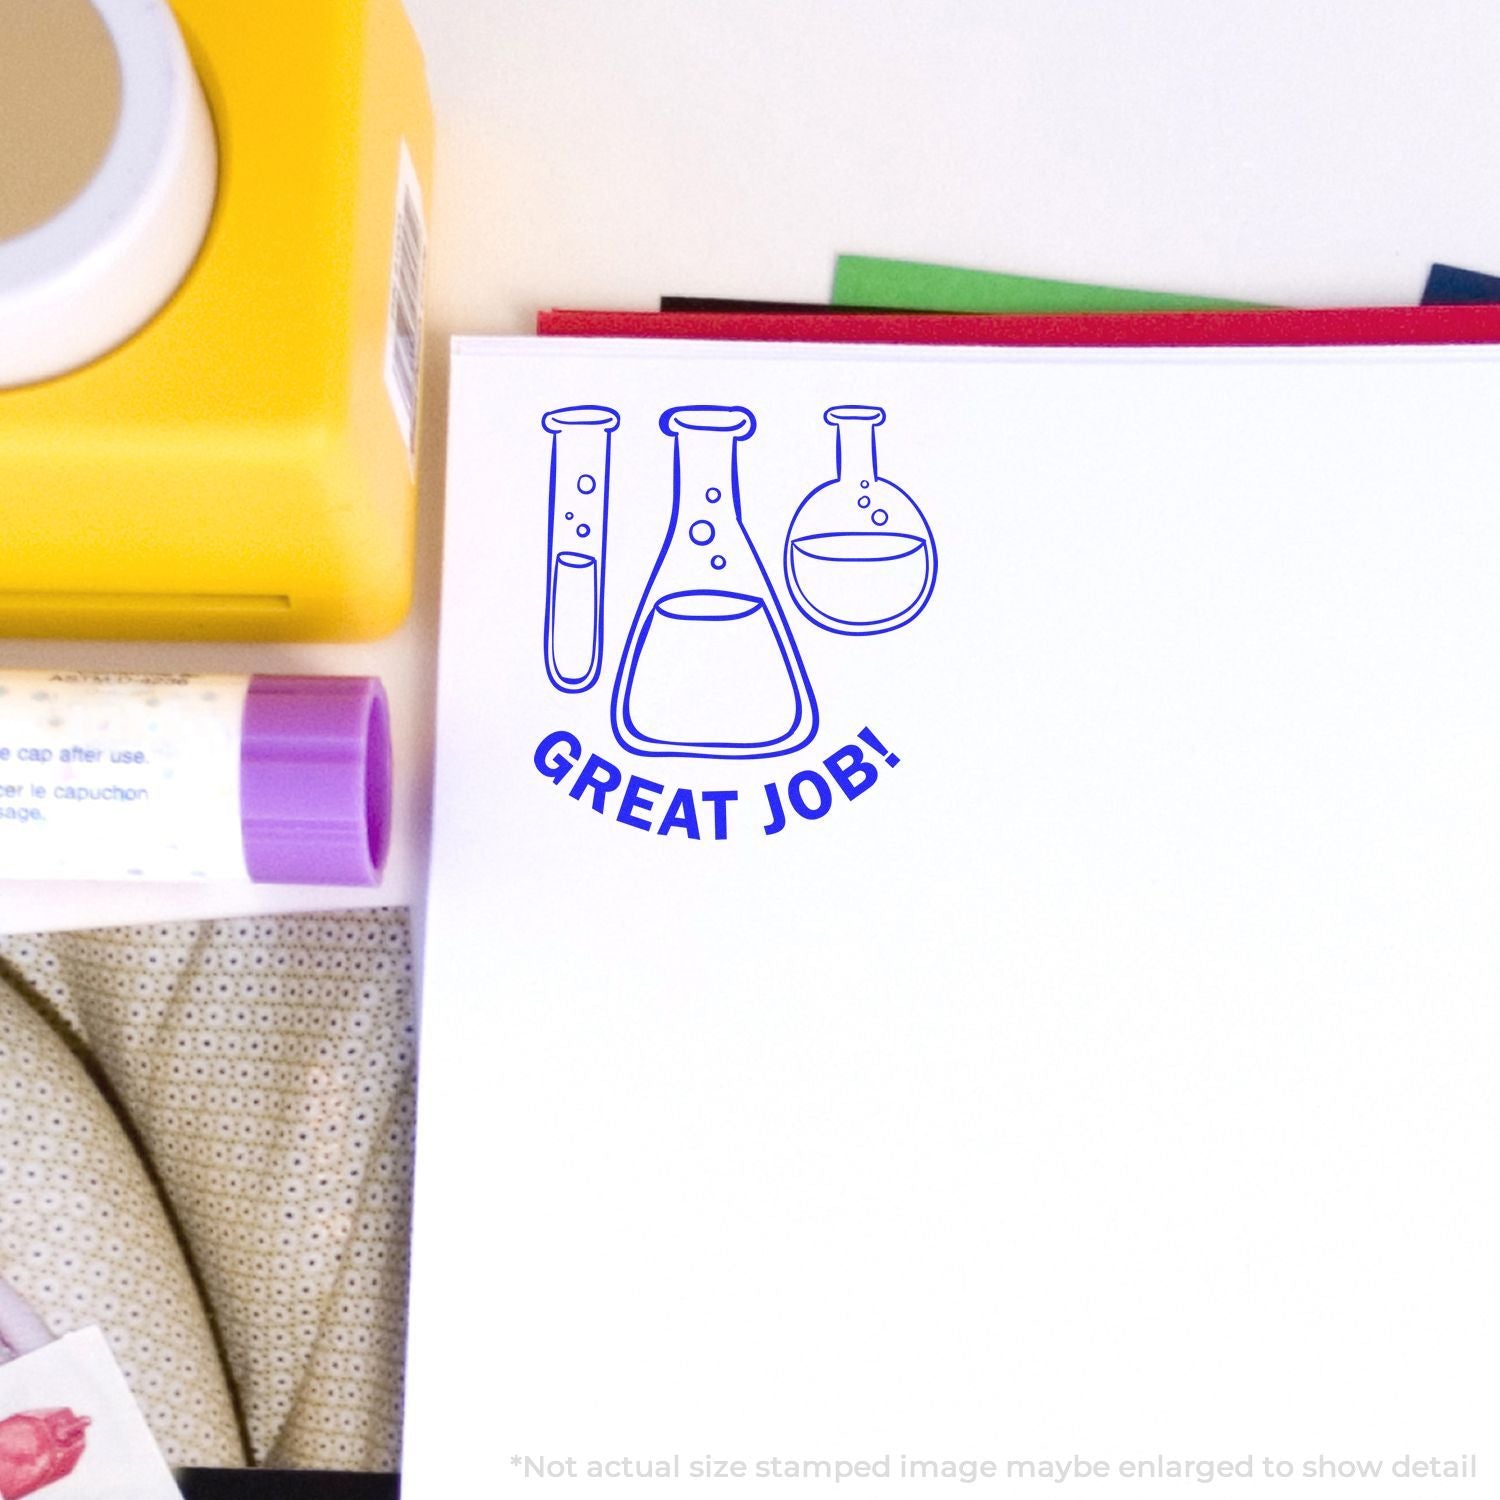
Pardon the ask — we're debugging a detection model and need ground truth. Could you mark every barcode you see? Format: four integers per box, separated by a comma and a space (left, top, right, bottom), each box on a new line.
383, 143, 426, 461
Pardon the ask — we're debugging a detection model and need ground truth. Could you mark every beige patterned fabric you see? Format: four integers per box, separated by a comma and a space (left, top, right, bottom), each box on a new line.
0, 910, 416, 1472
0, 964, 242, 1465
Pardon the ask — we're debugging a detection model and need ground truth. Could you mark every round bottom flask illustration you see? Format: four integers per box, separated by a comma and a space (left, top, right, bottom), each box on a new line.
784, 405, 937, 635
612, 406, 818, 759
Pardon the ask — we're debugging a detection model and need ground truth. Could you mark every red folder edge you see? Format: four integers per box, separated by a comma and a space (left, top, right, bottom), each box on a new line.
537, 304, 1500, 348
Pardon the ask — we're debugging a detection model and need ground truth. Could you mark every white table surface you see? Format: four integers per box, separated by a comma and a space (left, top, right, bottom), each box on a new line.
7, 0, 1500, 935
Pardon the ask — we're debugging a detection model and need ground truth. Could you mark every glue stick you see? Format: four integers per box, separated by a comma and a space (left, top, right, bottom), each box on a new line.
0, 671, 390, 886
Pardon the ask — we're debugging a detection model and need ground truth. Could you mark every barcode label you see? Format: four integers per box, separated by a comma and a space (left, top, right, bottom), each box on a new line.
383, 141, 427, 464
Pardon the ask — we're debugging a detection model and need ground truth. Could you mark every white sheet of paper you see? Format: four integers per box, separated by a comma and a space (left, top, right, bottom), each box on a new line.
404, 337, 1499, 1497
0, 1328, 179, 1499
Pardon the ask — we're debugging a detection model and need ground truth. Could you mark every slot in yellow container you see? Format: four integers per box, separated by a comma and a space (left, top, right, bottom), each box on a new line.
0, 0, 434, 641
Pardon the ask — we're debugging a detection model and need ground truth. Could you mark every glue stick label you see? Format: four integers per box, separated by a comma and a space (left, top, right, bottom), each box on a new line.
0, 671, 249, 883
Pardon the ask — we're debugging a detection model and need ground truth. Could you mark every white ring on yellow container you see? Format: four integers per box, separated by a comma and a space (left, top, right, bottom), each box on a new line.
0, 0, 218, 388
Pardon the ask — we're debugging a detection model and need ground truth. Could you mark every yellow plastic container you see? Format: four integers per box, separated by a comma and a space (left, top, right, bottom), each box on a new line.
0, 0, 433, 641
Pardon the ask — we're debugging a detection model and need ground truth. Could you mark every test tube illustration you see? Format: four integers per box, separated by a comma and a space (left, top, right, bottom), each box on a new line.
542, 405, 620, 693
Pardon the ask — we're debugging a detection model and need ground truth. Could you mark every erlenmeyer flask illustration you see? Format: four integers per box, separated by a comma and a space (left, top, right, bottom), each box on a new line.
612, 406, 818, 760
542, 405, 619, 692
784, 405, 937, 635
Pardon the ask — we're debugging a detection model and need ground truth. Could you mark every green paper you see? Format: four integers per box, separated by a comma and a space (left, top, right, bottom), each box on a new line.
833, 255, 1267, 314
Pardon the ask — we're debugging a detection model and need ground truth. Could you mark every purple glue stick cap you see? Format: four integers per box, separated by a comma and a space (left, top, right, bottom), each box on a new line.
240, 676, 392, 887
